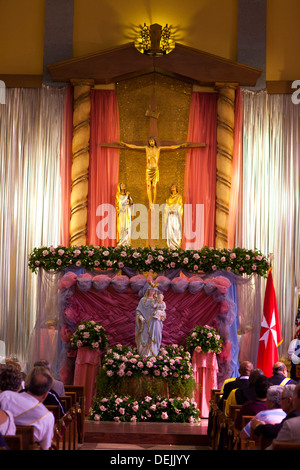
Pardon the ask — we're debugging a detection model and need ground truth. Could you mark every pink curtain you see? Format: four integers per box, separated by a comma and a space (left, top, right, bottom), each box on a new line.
87, 90, 120, 246
60, 85, 73, 246
183, 92, 217, 249
62, 286, 225, 349
228, 88, 243, 248
192, 351, 219, 417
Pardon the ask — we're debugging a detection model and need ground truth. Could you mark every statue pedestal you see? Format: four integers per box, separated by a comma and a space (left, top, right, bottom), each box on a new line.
192, 351, 218, 418
74, 347, 101, 412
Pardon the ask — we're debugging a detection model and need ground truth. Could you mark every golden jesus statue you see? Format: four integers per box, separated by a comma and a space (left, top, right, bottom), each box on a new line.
118, 137, 189, 209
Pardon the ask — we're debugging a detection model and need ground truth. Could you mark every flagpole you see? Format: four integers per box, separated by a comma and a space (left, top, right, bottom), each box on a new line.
269, 252, 273, 270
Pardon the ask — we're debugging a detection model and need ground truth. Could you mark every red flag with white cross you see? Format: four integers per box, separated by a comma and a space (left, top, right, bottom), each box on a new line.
256, 268, 283, 377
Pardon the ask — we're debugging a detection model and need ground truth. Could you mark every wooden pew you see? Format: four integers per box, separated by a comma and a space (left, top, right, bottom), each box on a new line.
46, 405, 63, 450
228, 404, 242, 422
60, 394, 72, 411
272, 441, 300, 450
64, 385, 85, 443
2, 426, 35, 451
240, 438, 256, 450
15, 425, 35, 450
2, 435, 23, 450
46, 403, 78, 450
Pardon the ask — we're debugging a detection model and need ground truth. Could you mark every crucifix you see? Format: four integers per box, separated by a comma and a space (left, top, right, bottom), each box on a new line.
101, 92, 206, 209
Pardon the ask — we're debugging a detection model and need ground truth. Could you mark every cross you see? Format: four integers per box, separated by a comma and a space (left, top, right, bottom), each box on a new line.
101, 91, 206, 150
101, 91, 206, 206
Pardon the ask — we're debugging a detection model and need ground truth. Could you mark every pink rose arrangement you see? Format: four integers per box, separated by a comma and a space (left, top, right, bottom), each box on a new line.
89, 394, 200, 423
70, 320, 108, 351
186, 325, 223, 354
28, 245, 269, 277
102, 344, 193, 382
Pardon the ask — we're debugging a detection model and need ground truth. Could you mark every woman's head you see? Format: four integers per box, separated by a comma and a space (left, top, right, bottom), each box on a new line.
171, 183, 178, 194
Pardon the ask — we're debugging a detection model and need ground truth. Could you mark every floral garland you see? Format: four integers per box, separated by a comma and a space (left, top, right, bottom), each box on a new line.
102, 344, 193, 381
186, 325, 223, 355
89, 394, 200, 423
70, 321, 108, 351
28, 244, 270, 277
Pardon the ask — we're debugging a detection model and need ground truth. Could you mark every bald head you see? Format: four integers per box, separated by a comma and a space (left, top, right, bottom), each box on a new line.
239, 361, 254, 376
272, 362, 287, 376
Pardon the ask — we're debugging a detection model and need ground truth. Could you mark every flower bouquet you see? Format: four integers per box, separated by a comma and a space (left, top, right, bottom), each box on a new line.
102, 343, 193, 381
89, 394, 200, 423
186, 325, 223, 355
71, 320, 108, 351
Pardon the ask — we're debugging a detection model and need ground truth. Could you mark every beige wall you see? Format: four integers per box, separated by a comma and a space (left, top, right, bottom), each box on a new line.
266, 0, 300, 80
0, 0, 299, 81
0, 0, 45, 74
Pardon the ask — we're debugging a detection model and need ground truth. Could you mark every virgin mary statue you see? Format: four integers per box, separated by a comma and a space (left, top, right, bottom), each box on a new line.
135, 282, 164, 357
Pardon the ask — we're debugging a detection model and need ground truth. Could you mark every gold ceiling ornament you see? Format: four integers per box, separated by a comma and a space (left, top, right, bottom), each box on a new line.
135, 23, 175, 56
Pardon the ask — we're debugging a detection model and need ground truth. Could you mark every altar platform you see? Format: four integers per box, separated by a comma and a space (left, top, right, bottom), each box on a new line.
81, 419, 210, 450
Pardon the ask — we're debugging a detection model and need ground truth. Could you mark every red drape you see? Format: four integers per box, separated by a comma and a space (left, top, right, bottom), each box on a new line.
183, 92, 217, 249
87, 90, 120, 246
228, 87, 243, 248
60, 85, 73, 246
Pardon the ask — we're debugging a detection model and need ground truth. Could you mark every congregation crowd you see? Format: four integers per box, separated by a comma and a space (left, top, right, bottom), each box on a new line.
0, 360, 66, 450
212, 360, 300, 450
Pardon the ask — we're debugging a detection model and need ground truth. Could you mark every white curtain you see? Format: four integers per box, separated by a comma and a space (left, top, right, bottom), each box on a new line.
0, 85, 66, 365
238, 89, 300, 359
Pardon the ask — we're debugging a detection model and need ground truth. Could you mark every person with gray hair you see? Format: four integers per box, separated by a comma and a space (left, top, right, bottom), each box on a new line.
240, 385, 286, 440
270, 382, 300, 447
253, 384, 299, 442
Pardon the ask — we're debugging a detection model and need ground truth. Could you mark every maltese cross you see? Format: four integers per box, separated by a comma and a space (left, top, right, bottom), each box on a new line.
259, 311, 278, 347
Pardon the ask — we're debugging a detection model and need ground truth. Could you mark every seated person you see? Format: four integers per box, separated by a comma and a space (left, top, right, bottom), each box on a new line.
270, 383, 300, 447
219, 361, 254, 411
235, 368, 265, 404
239, 385, 286, 440
0, 409, 16, 436
0, 363, 22, 392
33, 360, 65, 396
224, 368, 265, 417
21, 366, 66, 418
235, 375, 269, 430
252, 384, 298, 441
0, 363, 22, 436
268, 362, 297, 386
0, 368, 55, 449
